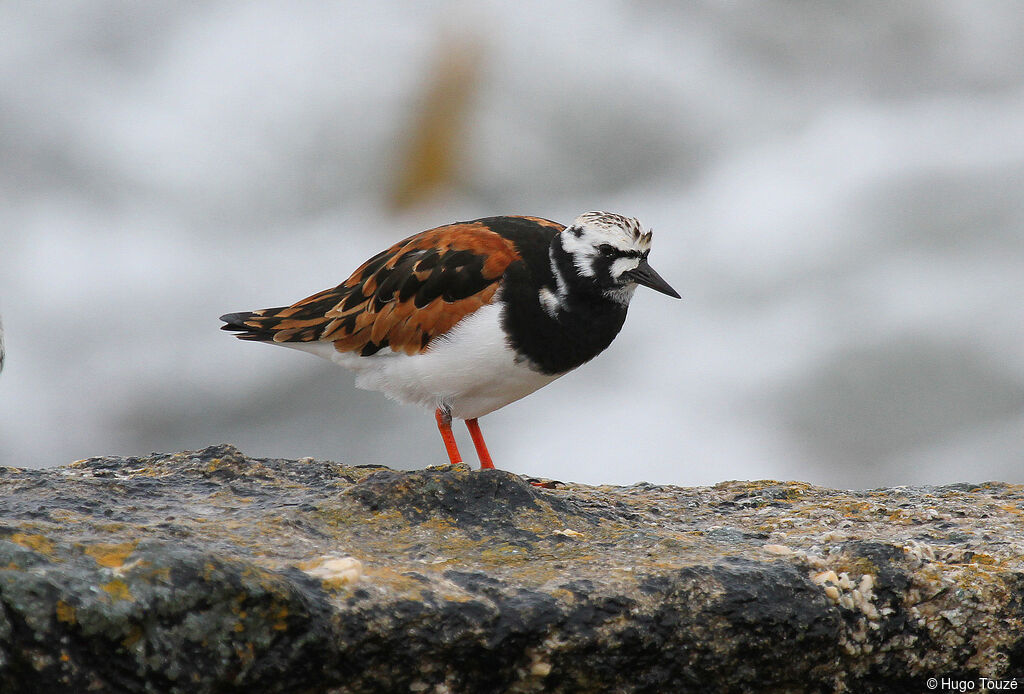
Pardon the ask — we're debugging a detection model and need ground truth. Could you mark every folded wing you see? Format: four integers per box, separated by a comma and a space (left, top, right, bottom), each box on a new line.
220, 221, 523, 356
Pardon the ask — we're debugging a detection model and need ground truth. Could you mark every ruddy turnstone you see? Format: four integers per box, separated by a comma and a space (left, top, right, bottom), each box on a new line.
220, 212, 679, 469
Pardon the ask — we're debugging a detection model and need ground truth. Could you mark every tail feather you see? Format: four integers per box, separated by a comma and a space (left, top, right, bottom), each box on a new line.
219, 310, 286, 341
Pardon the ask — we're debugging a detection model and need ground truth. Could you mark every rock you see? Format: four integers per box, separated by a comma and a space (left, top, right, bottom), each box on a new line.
1, 444, 1023, 693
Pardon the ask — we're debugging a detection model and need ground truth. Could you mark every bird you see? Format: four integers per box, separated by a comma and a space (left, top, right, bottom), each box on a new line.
220, 212, 680, 471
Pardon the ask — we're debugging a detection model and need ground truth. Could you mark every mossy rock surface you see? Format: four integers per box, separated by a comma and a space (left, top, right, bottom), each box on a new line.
1, 444, 1023, 693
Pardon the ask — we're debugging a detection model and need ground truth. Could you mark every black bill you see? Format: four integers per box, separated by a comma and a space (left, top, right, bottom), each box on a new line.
628, 259, 681, 298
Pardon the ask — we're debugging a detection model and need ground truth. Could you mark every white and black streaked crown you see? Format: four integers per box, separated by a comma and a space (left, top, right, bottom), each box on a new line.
570, 211, 652, 251
558, 212, 657, 285
552, 211, 677, 304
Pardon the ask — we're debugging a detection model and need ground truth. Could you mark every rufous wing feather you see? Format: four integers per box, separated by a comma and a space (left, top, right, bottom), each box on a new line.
220, 220, 524, 355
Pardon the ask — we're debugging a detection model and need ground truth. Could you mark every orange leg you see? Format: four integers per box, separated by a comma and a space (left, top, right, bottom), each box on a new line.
435, 407, 462, 464
465, 418, 495, 470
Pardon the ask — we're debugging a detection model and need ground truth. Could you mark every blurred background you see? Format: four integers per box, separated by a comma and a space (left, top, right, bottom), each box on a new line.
2, 1, 1022, 488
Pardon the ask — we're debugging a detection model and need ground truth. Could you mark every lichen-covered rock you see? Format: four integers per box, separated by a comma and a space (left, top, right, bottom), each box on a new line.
1, 445, 1023, 693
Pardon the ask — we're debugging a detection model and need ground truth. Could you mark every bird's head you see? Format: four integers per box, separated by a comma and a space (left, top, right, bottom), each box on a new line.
557, 211, 680, 303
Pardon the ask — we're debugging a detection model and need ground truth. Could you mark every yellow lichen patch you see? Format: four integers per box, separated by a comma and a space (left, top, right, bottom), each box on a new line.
419, 517, 459, 534
884, 508, 926, 525
83, 541, 137, 568
272, 605, 289, 631
47, 509, 91, 524
479, 544, 533, 566
998, 503, 1024, 517
826, 556, 880, 580
210, 490, 254, 504
316, 505, 405, 532
721, 480, 815, 504
55, 600, 77, 624
138, 565, 171, 584
235, 642, 255, 665
122, 625, 143, 649
550, 588, 578, 603
95, 522, 130, 533
102, 579, 135, 602
10, 533, 56, 555
835, 501, 874, 517
360, 565, 441, 597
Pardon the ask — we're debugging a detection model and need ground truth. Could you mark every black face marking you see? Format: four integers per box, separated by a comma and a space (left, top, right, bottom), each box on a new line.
589, 251, 621, 289
597, 244, 642, 261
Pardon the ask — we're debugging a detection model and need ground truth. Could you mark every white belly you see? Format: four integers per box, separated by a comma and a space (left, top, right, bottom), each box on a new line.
280, 302, 563, 420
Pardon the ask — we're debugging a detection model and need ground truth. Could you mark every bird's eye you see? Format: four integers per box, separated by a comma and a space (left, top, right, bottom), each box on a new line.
598, 244, 617, 257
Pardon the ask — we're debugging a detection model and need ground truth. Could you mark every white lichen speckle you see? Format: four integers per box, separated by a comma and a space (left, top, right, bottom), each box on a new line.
811, 570, 839, 586
304, 555, 363, 585
529, 660, 552, 677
